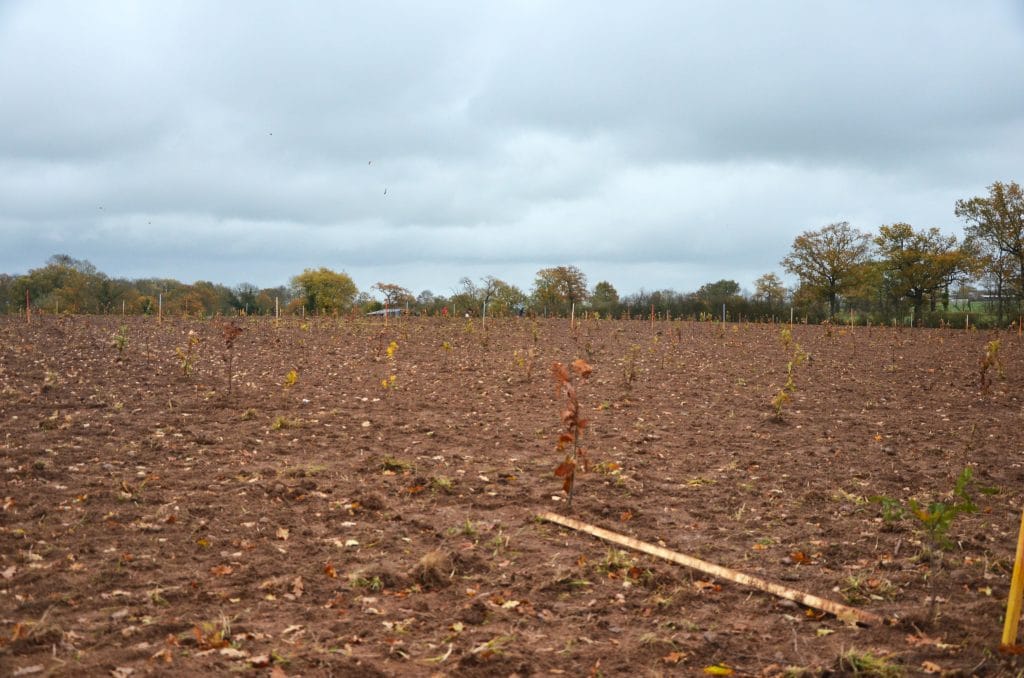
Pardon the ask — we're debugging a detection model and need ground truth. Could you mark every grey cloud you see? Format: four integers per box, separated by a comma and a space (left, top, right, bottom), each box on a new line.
1, 1, 1022, 297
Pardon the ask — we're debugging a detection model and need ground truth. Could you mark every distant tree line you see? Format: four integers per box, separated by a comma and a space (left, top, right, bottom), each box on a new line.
1, 181, 1019, 327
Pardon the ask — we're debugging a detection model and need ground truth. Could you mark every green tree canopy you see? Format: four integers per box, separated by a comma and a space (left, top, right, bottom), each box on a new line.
697, 279, 741, 306
781, 222, 872, 318
373, 282, 414, 308
291, 268, 358, 314
589, 281, 620, 317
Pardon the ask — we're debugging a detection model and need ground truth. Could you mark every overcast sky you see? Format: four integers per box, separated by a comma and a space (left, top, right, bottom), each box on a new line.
1, 1, 1022, 298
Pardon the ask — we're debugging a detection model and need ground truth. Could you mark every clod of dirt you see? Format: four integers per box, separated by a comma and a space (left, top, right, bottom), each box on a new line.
459, 599, 489, 625
356, 492, 386, 511
411, 549, 452, 589
411, 548, 488, 589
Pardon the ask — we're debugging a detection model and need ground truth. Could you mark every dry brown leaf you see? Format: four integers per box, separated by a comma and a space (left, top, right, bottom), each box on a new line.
276, 527, 290, 541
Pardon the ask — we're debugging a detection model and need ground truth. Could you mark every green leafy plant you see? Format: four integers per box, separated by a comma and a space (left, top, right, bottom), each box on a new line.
111, 325, 129, 355
552, 359, 593, 508
907, 467, 978, 553
771, 328, 808, 419
871, 467, 978, 624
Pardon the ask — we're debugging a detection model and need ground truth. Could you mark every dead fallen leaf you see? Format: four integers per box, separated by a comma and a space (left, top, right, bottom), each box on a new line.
324, 562, 337, 578
210, 565, 234, 576
276, 527, 290, 541
249, 654, 271, 668
703, 665, 734, 676
921, 660, 942, 674
662, 651, 687, 664
219, 647, 249, 659
291, 576, 304, 598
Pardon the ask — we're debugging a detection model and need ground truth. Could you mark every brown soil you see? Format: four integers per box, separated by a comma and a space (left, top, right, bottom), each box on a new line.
2, 315, 1023, 676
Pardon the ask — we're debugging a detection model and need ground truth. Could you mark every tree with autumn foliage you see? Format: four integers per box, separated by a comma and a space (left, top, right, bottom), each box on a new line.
532, 265, 588, 316
753, 273, 788, 313
373, 282, 414, 309
873, 223, 976, 322
956, 180, 1023, 321
781, 222, 872, 318
291, 267, 358, 314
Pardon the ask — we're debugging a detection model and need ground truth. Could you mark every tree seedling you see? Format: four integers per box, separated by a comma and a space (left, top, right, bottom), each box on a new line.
871, 467, 978, 624
771, 328, 807, 419
382, 340, 398, 390
552, 359, 593, 508
980, 338, 1004, 392
219, 321, 243, 395
176, 330, 200, 378
282, 369, 298, 390
623, 344, 640, 389
111, 325, 129, 357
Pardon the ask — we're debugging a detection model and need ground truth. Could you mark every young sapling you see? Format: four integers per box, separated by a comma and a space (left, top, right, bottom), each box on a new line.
220, 321, 243, 395
552, 359, 593, 508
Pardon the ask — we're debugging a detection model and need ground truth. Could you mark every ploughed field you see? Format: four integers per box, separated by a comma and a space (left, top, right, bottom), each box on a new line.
1, 315, 1023, 676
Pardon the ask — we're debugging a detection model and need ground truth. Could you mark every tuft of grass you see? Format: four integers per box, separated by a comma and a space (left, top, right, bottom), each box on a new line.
271, 416, 296, 430
381, 457, 413, 473
430, 476, 455, 494
350, 575, 384, 592
837, 649, 903, 677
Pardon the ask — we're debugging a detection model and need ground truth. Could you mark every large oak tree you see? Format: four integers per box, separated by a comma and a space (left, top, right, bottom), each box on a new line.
781, 222, 871, 318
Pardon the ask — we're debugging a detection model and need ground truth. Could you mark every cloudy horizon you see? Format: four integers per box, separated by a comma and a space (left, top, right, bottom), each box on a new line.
2, 1, 1022, 298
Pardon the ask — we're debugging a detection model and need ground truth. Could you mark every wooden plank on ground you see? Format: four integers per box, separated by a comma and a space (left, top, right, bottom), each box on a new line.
538, 511, 883, 627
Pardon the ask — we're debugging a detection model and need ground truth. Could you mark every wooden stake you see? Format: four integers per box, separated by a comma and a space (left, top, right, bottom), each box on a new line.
538, 511, 882, 626
1001, 507, 1024, 648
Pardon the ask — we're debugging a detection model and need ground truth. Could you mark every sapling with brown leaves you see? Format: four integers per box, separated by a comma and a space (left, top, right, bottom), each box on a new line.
176, 330, 200, 378
219, 321, 243, 395
552, 359, 593, 508
979, 338, 1004, 392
